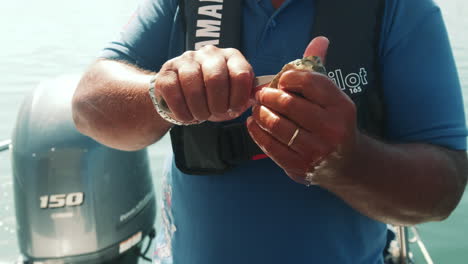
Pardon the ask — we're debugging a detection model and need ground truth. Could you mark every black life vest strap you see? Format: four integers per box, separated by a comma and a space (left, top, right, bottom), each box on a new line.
219, 123, 267, 163
313, 0, 386, 137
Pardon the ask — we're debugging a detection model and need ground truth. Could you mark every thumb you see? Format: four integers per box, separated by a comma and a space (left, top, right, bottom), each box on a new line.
303, 36, 329, 64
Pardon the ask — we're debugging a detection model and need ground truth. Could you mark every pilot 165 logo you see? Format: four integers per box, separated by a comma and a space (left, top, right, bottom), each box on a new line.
328, 68, 368, 95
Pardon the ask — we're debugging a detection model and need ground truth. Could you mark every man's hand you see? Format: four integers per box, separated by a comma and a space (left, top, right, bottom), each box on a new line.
248, 72, 357, 184
154, 45, 254, 123
246, 37, 354, 184
247, 36, 468, 225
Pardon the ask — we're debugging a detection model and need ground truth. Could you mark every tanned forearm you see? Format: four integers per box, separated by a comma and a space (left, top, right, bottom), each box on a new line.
72, 59, 173, 151
315, 133, 468, 226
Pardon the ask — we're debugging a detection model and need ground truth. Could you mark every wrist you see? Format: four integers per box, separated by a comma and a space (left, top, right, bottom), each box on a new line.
305, 129, 363, 187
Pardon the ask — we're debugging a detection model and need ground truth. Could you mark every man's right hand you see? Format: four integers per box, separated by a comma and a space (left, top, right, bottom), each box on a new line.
154, 45, 254, 123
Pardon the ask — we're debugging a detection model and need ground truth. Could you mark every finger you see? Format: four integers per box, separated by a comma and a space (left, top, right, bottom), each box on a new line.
226, 49, 254, 113
251, 104, 331, 159
255, 87, 333, 133
198, 48, 230, 116
246, 117, 308, 184
303, 36, 329, 64
277, 70, 345, 107
155, 70, 194, 122
178, 62, 211, 121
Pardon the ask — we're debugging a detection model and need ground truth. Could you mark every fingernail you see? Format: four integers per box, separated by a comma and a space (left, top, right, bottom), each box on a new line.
255, 90, 261, 101
228, 109, 239, 118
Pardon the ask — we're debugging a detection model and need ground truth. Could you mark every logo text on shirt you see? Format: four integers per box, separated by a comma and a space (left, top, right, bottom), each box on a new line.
195, 0, 224, 50
328, 68, 368, 95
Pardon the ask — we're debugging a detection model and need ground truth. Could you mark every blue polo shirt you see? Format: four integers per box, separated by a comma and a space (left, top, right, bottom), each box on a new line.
101, 0, 467, 263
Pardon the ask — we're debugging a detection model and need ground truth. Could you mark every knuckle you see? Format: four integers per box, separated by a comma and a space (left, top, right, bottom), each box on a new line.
230, 70, 251, 81
201, 44, 218, 53
265, 114, 281, 133
278, 93, 295, 114
161, 59, 176, 71
181, 50, 196, 59
224, 47, 240, 56
203, 56, 226, 74
205, 56, 225, 67
278, 93, 293, 105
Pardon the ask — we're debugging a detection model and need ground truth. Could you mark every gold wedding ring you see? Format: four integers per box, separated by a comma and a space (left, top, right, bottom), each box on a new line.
287, 128, 300, 147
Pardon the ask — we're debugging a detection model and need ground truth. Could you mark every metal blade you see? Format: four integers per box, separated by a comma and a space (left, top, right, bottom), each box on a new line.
254, 75, 275, 88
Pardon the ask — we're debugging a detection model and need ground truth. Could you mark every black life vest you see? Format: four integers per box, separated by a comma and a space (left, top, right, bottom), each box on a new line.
171, 0, 386, 175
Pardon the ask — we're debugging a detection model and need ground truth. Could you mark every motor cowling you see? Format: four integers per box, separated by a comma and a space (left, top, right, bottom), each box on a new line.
11, 75, 156, 263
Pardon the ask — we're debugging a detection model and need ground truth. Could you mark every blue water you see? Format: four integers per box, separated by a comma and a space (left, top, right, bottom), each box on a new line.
0, 0, 467, 263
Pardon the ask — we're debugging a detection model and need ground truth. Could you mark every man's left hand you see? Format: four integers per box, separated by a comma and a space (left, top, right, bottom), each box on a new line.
246, 37, 358, 185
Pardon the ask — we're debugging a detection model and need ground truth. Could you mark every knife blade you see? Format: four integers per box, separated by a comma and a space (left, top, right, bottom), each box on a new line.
254, 75, 275, 88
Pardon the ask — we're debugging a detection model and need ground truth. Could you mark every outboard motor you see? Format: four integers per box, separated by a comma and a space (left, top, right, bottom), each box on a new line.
11, 75, 156, 263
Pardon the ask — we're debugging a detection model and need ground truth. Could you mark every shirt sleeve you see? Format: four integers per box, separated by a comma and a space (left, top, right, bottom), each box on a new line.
99, 0, 179, 71
380, 0, 467, 150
